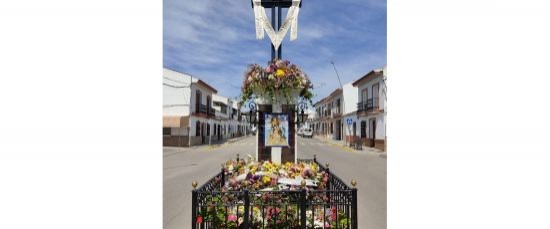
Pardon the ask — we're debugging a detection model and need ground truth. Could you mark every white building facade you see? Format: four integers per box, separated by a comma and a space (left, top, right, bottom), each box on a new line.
212, 95, 249, 141
163, 68, 250, 147
312, 83, 358, 143
163, 68, 218, 146
351, 67, 387, 150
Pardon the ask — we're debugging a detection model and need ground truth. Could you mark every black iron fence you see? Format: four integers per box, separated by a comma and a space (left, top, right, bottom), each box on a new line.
191, 156, 358, 229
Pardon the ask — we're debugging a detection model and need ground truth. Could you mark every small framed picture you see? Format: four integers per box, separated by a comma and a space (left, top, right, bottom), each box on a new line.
264, 113, 289, 147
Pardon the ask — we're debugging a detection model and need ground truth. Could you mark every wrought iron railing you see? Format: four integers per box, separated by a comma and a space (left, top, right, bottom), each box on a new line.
208, 108, 215, 117
197, 104, 215, 117
199, 104, 207, 114
191, 156, 358, 229
357, 98, 379, 112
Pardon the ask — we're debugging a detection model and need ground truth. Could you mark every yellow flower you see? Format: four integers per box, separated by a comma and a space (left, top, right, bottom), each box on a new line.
275, 69, 285, 78
262, 176, 271, 184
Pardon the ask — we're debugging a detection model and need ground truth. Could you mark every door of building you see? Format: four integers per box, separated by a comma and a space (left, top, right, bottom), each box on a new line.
341, 122, 344, 141
335, 120, 341, 140
369, 119, 376, 147
201, 123, 206, 144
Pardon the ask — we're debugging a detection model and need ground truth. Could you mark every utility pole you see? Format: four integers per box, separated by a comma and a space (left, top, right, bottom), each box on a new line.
330, 61, 347, 147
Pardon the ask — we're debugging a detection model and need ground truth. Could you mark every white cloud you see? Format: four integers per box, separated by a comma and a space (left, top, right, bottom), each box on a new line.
164, 0, 386, 98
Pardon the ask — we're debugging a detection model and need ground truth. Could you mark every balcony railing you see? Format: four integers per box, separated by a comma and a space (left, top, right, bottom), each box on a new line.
196, 104, 215, 117
357, 98, 379, 112
199, 104, 207, 114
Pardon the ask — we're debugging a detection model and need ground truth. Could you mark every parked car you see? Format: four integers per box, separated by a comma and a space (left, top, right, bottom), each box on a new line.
297, 127, 304, 137
302, 128, 313, 138
251, 126, 257, 136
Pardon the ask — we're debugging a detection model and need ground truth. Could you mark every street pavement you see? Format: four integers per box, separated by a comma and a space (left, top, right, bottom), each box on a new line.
164, 135, 386, 229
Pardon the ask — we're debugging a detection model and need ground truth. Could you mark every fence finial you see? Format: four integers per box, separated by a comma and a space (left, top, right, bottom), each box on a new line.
192, 181, 198, 189
301, 179, 306, 188
351, 179, 357, 188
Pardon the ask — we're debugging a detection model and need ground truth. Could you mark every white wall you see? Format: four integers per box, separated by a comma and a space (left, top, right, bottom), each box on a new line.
212, 94, 230, 119
376, 116, 385, 140
163, 68, 193, 116
342, 113, 358, 137
189, 83, 214, 114
343, 83, 358, 114
356, 115, 385, 140
188, 116, 214, 137
356, 73, 385, 110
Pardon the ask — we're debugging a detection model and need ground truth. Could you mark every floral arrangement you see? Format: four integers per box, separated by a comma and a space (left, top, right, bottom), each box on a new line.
197, 157, 350, 228
221, 159, 326, 192
240, 59, 314, 105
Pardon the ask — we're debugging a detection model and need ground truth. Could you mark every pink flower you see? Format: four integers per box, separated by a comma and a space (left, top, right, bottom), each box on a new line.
228, 214, 237, 222
196, 216, 203, 224
265, 66, 273, 73
331, 208, 337, 221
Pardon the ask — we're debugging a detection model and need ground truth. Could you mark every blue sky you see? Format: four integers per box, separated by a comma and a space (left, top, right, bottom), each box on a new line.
164, 0, 386, 102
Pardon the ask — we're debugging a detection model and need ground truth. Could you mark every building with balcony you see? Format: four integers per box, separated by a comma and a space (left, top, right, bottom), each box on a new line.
312, 83, 358, 142
351, 66, 386, 150
230, 101, 247, 138
212, 94, 231, 142
163, 68, 218, 146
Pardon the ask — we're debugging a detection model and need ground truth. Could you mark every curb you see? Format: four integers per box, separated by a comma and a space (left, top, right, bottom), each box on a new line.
201, 135, 252, 150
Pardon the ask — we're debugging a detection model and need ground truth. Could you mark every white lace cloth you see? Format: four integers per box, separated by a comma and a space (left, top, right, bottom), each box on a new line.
252, 0, 301, 50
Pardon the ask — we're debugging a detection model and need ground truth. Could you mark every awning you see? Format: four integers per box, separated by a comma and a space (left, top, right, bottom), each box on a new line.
163, 116, 190, 128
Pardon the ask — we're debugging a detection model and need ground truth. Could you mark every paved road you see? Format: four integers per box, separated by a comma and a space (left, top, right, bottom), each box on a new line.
163, 136, 386, 229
